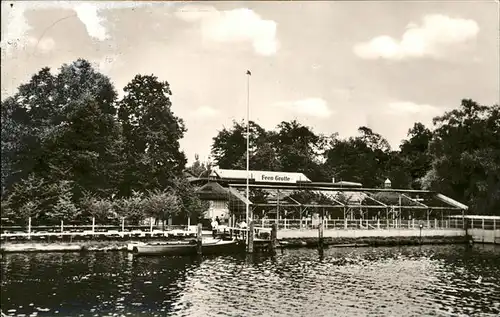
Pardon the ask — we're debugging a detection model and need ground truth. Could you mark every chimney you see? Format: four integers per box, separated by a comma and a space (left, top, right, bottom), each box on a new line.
384, 178, 392, 188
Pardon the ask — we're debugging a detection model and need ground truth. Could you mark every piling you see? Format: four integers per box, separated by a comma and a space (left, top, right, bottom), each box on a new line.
270, 223, 278, 255
60, 220, 64, 233
196, 223, 202, 255
248, 220, 254, 253
318, 218, 324, 250
28, 217, 32, 240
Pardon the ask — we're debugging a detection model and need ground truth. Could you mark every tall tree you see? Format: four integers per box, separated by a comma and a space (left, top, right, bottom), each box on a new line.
324, 127, 391, 187
274, 120, 326, 180
399, 122, 433, 189
210, 120, 268, 169
117, 74, 187, 195
424, 99, 500, 215
1, 59, 122, 202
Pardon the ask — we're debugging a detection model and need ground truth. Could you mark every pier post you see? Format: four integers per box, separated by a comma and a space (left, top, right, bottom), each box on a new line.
248, 220, 254, 253
482, 218, 485, 230
494, 219, 496, 231
377, 219, 380, 229
61, 220, 64, 233
28, 217, 32, 240
270, 223, 278, 255
197, 223, 202, 255
412, 218, 415, 229
92, 217, 95, 233
434, 218, 437, 229
318, 219, 324, 250
150, 217, 153, 234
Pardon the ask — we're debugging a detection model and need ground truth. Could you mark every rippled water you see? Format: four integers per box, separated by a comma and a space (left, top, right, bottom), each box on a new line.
1, 245, 499, 316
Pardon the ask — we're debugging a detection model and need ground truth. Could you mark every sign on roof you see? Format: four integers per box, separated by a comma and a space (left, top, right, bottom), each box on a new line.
253, 171, 308, 183
215, 169, 311, 183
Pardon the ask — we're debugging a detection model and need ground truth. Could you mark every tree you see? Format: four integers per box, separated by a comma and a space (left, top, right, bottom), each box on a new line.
274, 120, 326, 180
172, 177, 209, 223
1, 59, 123, 203
114, 191, 145, 224
80, 193, 116, 223
211, 120, 267, 169
143, 189, 181, 230
324, 127, 391, 188
424, 99, 500, 215
5, 174, 46, 223
117, 74, 187, 196
47, 181, 79, 223
188, 154, 209, 177
399, 122, 433, 189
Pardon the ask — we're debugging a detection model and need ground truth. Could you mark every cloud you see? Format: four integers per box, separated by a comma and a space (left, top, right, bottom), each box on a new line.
191, 106, 220, 118
353, 14, 479, 60
273, 98, 332, 118
1, 1, 171, 55
175, 5, 278, 56
27, 36, 56, 53
386, 101, 443, 115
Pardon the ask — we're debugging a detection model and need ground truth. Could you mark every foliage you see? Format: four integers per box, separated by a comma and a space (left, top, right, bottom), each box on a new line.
117, 74, 187, 196
211, 120, 268, 169
143, 188, 181, 222
114, 191, 145, 225
2, 59, 499, 221
48, 181, 79, 223
324, 127, 392, 188
188, 154, 209, 178
172, 177, 209, 222
79, 193, 116, 223
424, 99, 500, 215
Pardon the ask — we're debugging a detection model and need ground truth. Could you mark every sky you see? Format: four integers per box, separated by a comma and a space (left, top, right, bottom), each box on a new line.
1, 1, 499, 166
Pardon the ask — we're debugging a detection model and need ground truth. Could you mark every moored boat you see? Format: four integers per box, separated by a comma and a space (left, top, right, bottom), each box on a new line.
131, 238, 245, 256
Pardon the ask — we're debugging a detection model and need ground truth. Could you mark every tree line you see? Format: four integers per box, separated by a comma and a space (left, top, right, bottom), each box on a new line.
1, 59, 499, 226
1, 59, 206, 225
210, 103, 499, 216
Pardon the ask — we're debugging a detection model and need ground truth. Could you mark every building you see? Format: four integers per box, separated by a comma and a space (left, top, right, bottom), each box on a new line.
188, 168, 467, 226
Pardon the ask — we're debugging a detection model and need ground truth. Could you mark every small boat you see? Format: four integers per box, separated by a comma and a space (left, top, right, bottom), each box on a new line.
131, 239, 245, 256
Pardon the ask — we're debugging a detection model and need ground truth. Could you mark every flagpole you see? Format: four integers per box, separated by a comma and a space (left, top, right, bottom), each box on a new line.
245, 70, 250, 226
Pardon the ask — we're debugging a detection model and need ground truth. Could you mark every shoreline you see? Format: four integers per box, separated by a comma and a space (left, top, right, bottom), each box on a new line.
0, 235, 473, 253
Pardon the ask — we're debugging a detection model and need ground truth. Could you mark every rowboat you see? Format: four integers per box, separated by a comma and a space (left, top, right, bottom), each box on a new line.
130, 238, 245, 256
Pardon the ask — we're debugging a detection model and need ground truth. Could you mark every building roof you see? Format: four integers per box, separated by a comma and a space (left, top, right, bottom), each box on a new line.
211, 168, 311, 183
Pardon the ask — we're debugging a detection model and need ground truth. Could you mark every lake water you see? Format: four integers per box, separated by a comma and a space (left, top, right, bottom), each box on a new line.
1, 245, 499, 317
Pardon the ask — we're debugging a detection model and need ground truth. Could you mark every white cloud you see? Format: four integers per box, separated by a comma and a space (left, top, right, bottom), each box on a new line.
273, 98, 332, 118
1, 1, 170, 56
192, 106, 220, 118
74, 3, 109, 41
353, 14, 480, 60
386, 101, 443, 115
27, 36, 56, 53
175, 5, 278, 56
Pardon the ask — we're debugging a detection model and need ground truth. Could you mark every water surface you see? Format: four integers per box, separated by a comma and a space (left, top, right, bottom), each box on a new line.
1, 245, 499, 316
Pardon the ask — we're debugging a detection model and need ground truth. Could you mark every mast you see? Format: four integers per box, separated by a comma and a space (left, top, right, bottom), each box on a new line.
245, 70, 251, 224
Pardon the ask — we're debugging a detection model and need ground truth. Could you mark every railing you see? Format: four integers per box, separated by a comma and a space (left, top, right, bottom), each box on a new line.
0, 216, 200, 240
253, 218, 475, 230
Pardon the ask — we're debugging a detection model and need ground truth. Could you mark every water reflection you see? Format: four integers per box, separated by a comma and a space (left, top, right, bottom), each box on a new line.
1, 245, 499, 316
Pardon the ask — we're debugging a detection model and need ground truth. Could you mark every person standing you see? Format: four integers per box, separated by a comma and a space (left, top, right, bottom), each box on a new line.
211, 218, 219, 239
